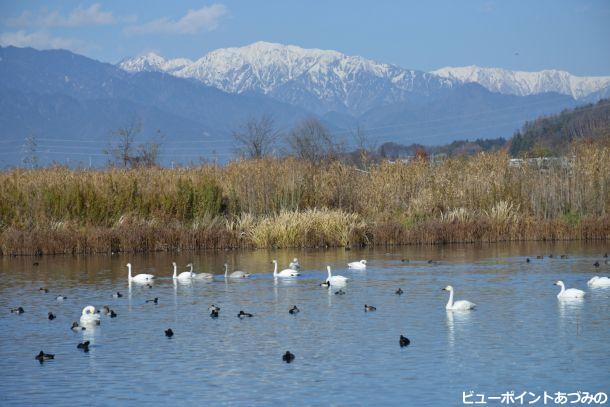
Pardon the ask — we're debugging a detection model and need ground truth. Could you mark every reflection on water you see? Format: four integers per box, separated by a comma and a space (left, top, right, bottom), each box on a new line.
446, 309, 473, 349
0, 241, 609, 406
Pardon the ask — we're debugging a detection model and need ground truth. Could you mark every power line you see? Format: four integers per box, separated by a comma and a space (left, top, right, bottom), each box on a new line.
1, 97, 603, 163
0, 92, 584, 147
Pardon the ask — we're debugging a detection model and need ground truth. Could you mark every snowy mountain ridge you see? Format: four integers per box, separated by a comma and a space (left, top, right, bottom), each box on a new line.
432, 65, 610, 99
118, 42, 610, 114
119, 41, 453, 115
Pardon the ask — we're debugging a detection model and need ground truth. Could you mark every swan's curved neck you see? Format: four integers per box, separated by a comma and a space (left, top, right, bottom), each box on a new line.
273, 262, 278, 276
172, 263, 177, 278
224, 264, 228, 278
327, 266, 332, 278
446, 289, 454, 308
127, 264, 132, 280
558, 283, 565, 294
188, 264, 193, 273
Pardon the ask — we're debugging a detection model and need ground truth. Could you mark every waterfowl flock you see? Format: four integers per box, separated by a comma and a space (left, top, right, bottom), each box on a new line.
8, 254, 609, 365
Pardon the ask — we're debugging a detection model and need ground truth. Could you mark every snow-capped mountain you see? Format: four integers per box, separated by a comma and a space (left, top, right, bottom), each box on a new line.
119, 41, 454, 115
120, 44, 610, 113
119, 52, 193, 75
431, 66, 610, 99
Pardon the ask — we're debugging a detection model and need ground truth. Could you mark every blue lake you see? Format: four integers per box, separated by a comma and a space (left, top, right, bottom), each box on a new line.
0, 242, 609, 406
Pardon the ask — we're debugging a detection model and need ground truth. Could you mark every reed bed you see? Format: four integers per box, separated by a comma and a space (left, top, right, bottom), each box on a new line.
1, 143, 608, 255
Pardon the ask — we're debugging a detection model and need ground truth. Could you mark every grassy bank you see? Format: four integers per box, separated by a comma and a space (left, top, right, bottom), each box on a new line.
1, 142, 608, 255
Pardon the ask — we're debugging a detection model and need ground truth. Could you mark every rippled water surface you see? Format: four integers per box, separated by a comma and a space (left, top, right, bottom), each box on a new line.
1, 242, 609, 406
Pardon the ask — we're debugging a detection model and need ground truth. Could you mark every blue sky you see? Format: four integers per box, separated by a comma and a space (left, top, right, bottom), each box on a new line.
1, 0, 609, 75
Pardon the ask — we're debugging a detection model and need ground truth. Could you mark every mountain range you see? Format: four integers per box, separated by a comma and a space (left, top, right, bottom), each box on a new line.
119, 41, 610, 115
2, 41, 608, 167
432, 65, 610, 101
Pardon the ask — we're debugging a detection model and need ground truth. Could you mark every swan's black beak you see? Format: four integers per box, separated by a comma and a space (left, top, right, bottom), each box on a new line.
441, 288, 446, 291
553, 283, 557, 285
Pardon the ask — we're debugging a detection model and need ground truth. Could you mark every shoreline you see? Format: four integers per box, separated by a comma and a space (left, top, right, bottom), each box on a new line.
2, 217, 607, 256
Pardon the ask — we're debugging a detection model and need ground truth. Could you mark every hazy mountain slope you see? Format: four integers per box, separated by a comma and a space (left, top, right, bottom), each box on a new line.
359, 84, 576, 144
0, 46, 311, 167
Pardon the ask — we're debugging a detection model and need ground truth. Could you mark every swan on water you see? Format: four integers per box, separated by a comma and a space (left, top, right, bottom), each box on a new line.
272, 260, 300, 277
127, 263, 154, 283
80, 305, 101, 326
442, 285, 476, 310
289, 258, 301, 270
325, 266, 348, 286
224, 263, 250, 279
172, 262, 193, 281
348, 260, 367, 269
587, 276, 610, 288
188, 263, 213, 279
554, 281, 585, 299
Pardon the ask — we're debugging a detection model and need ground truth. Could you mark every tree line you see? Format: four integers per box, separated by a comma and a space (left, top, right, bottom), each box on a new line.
20, 98, 610, 169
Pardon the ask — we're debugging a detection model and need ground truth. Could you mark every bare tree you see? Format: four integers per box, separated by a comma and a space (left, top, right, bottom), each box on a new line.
22, 134, 39, 169
352, 124, 376, 170
286, 117, 343, 163
105, 119, 140, 168
105, 119, 162, 168
232, 114, 279, 158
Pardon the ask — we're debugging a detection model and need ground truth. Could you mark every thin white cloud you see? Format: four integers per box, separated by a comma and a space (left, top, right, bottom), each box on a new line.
125, 4, 228, 35
7, 4, 129, 28
479, 1, 496, 13
0, 30, 87, 53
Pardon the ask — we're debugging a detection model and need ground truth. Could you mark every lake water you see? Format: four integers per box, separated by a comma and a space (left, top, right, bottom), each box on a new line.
0, 242, 609, 406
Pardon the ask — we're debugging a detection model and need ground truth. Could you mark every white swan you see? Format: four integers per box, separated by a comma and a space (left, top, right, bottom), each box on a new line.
273, 260, 300, 277
189, 263, 213, 280
326, 266, 348, 285
587, 276, 610, 288
348, 260, 367, 270
172, 262, 193, 281
289, 258, 301, 270
224, 263, 250, 279
127, 263, 154, 283
443, 285, 476, 310
555, 280, 585, 298
80, 305, 100, 326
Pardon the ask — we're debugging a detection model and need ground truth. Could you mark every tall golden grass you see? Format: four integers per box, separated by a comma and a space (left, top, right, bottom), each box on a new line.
1, 142, 608, 255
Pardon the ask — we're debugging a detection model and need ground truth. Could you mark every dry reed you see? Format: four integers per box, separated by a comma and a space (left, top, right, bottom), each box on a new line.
1, 142, 608, 255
